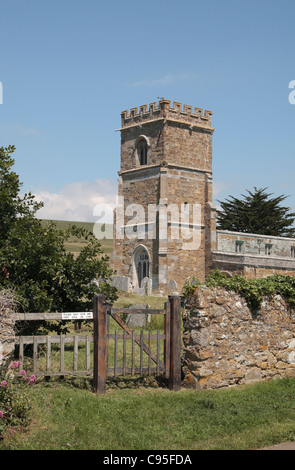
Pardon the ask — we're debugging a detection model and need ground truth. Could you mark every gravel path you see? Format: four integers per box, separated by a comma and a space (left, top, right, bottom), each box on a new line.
261, 442, 295, 450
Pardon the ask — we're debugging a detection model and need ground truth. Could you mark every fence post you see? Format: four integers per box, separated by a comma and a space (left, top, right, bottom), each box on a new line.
168, 295, 181, 391
93, 294, 108, 394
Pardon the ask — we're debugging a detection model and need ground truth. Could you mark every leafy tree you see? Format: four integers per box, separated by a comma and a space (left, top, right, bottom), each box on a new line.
216, 187, 295, 237
0, 146, 43, 243
0, 146, 117, 333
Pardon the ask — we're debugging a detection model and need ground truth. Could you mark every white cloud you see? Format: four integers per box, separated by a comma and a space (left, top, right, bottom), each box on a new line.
129, 73, 198, 87
131, 74, 175, 87
0, 123, 40, 136
33, 178, 231, 224
34, 179, 117, 223
213, 181, 231, 198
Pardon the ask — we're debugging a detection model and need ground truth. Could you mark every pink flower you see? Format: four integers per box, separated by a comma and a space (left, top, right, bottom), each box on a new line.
0, 411, 3, 418
26, 375, 36, 385
1, 381, 7, 388
10, 361, 21, 369
20, 369, 26, 375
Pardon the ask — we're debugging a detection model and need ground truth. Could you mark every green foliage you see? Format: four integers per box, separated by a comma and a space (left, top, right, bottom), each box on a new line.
0, 146, 43, 243
0, 360, 34, 436
182, 270, 295, 311
217, 187, 295, 237
181, 277, 201, 300
0, 146, 117, 334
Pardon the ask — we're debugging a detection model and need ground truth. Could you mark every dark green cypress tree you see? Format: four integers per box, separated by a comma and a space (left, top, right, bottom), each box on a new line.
216, 187, 295, 237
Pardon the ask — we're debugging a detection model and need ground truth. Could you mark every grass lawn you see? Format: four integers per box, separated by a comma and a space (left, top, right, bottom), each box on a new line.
1, 377, 295, 450
40, 219, 113, 255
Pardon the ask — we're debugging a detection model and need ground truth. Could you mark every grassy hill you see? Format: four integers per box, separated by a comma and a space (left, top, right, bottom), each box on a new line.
39, 219, 113, 256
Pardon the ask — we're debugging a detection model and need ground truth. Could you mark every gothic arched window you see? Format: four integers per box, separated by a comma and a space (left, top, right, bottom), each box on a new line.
133, 246, 150, 288
136, 136, 149, 166
138, 140, 147, 165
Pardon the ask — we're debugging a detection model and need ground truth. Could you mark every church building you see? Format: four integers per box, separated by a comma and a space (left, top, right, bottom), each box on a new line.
110, 99, 295, 293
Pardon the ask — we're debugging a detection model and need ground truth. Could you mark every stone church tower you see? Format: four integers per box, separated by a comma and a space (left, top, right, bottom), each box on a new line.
111, 99, 217, 292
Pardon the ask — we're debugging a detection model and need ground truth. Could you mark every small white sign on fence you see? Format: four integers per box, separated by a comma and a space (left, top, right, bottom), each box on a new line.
61, 312, 93, 320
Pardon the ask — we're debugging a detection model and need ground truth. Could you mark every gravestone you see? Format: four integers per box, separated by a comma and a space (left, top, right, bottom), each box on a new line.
126, 305, 150, 328
141, 277, 152, 296
168, 279, 178, 294
134, 277, 152, 296
111, 275, 131, 292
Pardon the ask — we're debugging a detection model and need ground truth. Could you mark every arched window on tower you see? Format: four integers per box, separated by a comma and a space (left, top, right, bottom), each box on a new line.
137, 138, 148, 165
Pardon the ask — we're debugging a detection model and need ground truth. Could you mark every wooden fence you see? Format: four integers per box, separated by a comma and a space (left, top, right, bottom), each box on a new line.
14, 294, 181, 393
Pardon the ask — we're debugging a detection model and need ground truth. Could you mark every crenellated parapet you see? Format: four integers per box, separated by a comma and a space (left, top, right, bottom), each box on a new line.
120, 99, 213, 129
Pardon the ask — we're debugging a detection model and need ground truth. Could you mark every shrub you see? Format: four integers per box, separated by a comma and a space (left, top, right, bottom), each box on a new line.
0, 359, 34, 437
182, 270, 295, 311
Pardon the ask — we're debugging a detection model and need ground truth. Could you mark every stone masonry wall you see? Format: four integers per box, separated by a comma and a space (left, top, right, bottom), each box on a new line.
216, 230, 295, 258
0, 291, 16, 360
182, 286, 295, 390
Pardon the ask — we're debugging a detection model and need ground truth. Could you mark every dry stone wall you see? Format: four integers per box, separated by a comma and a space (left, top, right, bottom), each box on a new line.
182, 286, 295, 389
0, 291, 16, 361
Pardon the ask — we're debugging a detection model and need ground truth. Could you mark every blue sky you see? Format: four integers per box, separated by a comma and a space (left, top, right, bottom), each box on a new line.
0, 0, 295, 223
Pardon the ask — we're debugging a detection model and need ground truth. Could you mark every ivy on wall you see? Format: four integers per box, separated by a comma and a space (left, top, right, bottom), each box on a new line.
182, 270, 295, 311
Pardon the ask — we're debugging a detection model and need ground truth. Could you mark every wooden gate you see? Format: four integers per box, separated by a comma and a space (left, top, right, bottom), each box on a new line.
93, 294, 181, 393
14, 294, 181, 393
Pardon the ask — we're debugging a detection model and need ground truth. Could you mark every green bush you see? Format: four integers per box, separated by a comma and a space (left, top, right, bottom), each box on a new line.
0, 359, 34, 437
182, 270, 295, 311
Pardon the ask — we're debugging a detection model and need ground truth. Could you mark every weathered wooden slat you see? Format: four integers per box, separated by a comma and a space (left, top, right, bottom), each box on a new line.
15, 335, 93, 345
140, 330, 143, 376
110, 308, 165, 315
60, 336, 65, 374
164, 301, 171, 379
107, 333, 165, 341
19, 336, 24, 364
31, 370, 93, 377
86, 335, 91, 371
157, 329, 160, 376
114, 329, 118, 377
73, 335, 78, 372
16, 312, 92, 321
108, 366, 165, 375
131, 330, 135, 376
33, 336, 38, 374
123, 330, 126, 376
29, 366, 165, 378
46, 336, 51, 372
148, 330, 152, 376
